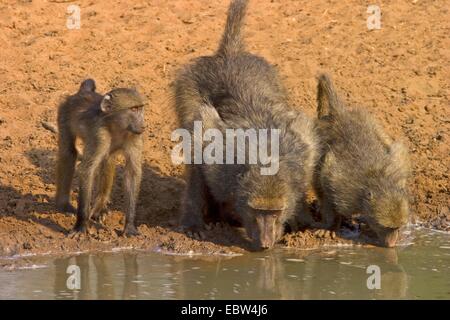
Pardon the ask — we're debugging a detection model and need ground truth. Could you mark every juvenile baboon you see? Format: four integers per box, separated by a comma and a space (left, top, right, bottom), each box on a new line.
55, 79, 146, 236
174, 0, 318, 249
313, 73, 410, 247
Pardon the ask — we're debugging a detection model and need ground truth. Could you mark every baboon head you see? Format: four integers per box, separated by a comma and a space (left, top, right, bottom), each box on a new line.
100, 88, 146, 135
361, 142, 410, 247
237, 167, 292, 250
198, 104, 294, 250
362, 185, 409, 248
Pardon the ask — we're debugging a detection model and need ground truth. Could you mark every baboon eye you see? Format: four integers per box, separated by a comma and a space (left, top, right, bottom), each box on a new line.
131, 107, 140, 112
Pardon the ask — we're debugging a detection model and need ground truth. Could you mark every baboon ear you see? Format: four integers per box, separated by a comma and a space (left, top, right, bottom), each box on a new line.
100, 94, 113, 112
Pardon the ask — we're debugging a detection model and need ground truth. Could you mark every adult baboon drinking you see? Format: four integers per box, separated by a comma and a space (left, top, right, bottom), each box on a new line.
174, 0, 318, 249
313, 74, 411, 247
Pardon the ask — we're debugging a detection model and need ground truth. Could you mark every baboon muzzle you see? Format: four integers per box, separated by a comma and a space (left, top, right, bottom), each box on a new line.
380, 229, 400, 248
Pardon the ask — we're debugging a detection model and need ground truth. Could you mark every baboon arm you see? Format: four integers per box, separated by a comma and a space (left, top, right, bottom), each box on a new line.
123, 140, 143, 232
316, 198, 338, 230
295, 199, 315, 229
179, 165, 208, 229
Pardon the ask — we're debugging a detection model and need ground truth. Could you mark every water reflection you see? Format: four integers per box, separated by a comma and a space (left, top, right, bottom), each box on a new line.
0, 229, 448, 299
52, 253, 140, 300
169, 247, 410, 299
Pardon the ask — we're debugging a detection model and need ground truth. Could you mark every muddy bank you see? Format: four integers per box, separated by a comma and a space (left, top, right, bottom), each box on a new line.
0, 0, 448, 259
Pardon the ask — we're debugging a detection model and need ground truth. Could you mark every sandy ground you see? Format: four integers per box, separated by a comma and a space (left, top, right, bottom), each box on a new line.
0, 0, 448, 259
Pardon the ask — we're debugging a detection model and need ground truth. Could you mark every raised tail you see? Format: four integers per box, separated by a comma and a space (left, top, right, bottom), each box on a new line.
217, 0, 249, 56
316, 73, 343, 119
78, 78, 96, 93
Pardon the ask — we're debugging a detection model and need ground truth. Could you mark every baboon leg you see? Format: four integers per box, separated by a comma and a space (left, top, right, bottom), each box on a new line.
74, 139, 110, 234
123, 142, 142, 236
179, 165, 208, 231
91, 156, 116, 223
55, 126, 77, 213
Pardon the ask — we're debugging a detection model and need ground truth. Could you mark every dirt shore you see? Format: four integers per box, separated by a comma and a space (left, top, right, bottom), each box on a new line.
0, 0, 448, 259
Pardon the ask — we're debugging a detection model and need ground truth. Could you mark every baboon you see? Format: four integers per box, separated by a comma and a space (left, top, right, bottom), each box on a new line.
313, 73, 410, 247
55, 79, 146, 236
174, 0, 318, 250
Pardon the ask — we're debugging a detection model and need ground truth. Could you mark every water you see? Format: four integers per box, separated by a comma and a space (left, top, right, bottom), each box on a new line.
0, 229, 449, 299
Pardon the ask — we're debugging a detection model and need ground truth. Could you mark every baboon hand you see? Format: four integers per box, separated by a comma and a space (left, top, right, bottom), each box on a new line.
180, 224, 206, 240
313, 228, 337, 239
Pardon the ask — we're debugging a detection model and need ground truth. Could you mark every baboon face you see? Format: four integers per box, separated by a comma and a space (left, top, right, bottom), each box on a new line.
363, 189, 409, 247
238, 169, 289, 250
115, 106, 146, 135
101, 89, 146, 135
372, 225, 401, 248
247, 209, 285, 250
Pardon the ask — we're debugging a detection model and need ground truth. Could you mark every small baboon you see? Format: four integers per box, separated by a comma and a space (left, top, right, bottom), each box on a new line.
313, 73, 411, 247
174, 0, 318, 250
55, 79, 146, 236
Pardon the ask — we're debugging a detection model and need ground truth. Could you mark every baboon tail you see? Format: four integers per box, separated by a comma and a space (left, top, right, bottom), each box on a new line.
79, 79, 96, 93
217, 0, 249, 57
316, 73, 343, 119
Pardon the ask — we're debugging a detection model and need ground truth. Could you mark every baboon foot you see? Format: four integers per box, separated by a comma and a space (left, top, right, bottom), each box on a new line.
91, 208, 108, 225
56, 203, 77, 214
90, 219, 108, 232
68, 224, 88, 239
123, 224, 139, 237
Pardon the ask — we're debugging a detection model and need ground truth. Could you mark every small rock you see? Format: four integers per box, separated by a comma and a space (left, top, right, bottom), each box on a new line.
44, 30, 58, 37
23, 242, 32, 250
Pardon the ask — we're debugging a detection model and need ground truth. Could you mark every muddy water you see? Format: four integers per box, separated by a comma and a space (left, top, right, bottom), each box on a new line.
0, 229, 449, 300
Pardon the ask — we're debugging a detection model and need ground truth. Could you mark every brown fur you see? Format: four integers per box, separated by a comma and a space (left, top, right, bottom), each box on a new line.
313, 73, 411, 247
174, 0, 319, 250
55, 79, 146, 237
